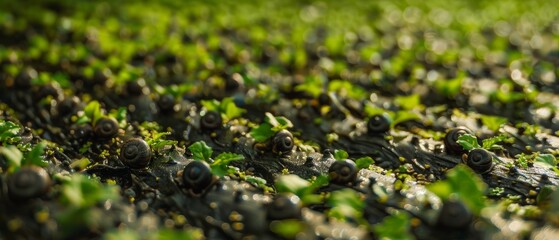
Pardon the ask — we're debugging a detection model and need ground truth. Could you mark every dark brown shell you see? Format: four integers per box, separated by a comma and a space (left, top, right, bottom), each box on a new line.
181, 161, 215, 194
200, 111, 222, 130
272, 130, 294, 155
444, 127, 472, 155
157, 94, 177, 113
328, 159, 358, 185
94, 117, 119, 138
466, 148, 493, 174
7, 166, 50, 201
436, 199, 473, 229
267, 194, 302, 220
120, 138, 152, 169
367, 114, 390, 135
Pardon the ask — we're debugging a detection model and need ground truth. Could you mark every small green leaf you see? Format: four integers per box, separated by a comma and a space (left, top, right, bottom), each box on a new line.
0, 120, 21, 143
109, 107, 128, 128
394, 94, 422, 110
103, 229, 140, 240
295, 75, 323, 98
22, 142, 48, 167
246, 175, 267, 186
188, 141, 213, 162
0, 145, 23, 173
60, 175, 120, 207
457, 133, 481, 151
373, 211, 414, 240
333, 149, 348, 160
535, 154, 557, 167
213, 152, 244, 163
270, 219, 306, 239
75, 115, 91, 125
355, 156, 374, 169
328, 188, 364, 221
434, 72, 464, 98
250, 122, 275, 142
155, 229, 204, 240
221, 97, 246, 121
391, 111, 420, 128
210, 152, 244, 177
200, 99, 220, 112
265, 112, 293, 131
427, 165, 487, 214
276, 174, 311, 196
481, 134, 508, 150
480, 115, 507, 132
201, 98, 246, 122
84, 100, 103, 125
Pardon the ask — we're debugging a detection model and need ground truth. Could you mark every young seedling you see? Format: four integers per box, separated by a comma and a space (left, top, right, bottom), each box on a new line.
188, 140, 244, 177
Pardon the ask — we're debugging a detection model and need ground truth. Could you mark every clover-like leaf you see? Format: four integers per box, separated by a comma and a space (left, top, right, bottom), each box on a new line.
188, 141, 213, 162
457, 133, 481, 151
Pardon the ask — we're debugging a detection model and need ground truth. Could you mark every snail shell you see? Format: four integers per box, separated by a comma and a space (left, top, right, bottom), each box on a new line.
328, 159, 358, 185
466, 148, 493, 174
200, 110, 222, 130
181, 161, 215, 194
267, 194, 302, 220
120, 138, 152, 169
7, 166, 50, 201
157, 94, 177, 113
367, 114, 390, 135
57, 96, 80, 116
94, 117, 119, 138
444, 127, 472, 155
436, 199, 473, 229
272, 130, 294, 155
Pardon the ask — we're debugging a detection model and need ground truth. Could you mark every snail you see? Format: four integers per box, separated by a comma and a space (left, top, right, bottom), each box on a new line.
157, 94, 177, 113
94, 117, 119, 138
328, 159, 358, 185
444, 127, 472, 155
272, 130, 294, 155
120, 138, 152, 169
181, 161, 215, 194
200, 110, 222, 130
367, 114, 390, 135
57, 96, 80, 116
267, 194, 302, 220
436, 199, 473, 229
466, 148, 493, 174
7, 166, 50, 201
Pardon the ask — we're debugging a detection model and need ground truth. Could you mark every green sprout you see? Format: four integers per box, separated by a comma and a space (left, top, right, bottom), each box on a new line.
295, 75, 324, 98
0, 120, 21, 144
275, 174, 329, 205
138, 122, 177, 152
480, 115, 508, 132
201, 97, 246, 122
187, 141, 244, 177
355, 156, 375, 169
250, 112, 293, 142
327, 188, 365, 223
57, 174, 121, 237
333, 149, 349, 160
76, 100, 104, 125
0, 142, 48, 173
427, 165, 487, 215
373, 211, 414, 240
457, 133, 513, 152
